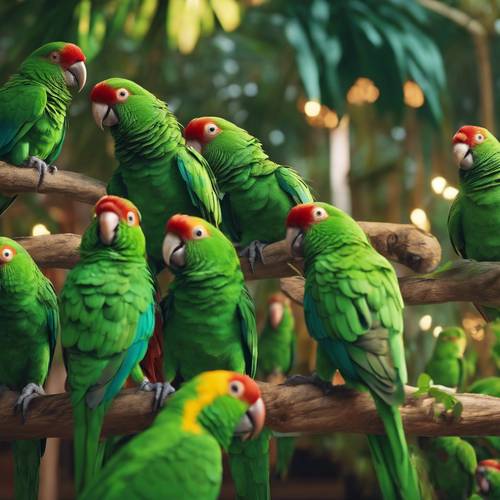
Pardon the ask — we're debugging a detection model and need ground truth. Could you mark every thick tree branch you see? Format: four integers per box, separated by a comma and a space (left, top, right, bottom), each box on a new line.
0, 162, 105, 205
281, 259, 500, 307
0, 384, 498, 440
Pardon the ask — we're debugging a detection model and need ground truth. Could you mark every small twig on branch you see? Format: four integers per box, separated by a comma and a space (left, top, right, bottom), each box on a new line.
281, 259, 500, 307
0, 162, 105, 205
0, 384, 498, 440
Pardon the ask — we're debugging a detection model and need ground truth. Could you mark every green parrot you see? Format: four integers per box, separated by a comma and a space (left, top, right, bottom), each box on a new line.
90, 79, 221, 272
0, 41, 86, 213
419, 436, 477, 500
285, 202, 420, 500
425, 326, 467, 390
488, 320, 500, 372
184, 116, 313, 268
257, 292, 296, 480
61, 195, 173, 494
0, 237, 59, 500
80, 370, 266, 500
161, 214, 270, 500
448, 125, 500, 321
476, 460, 500, 499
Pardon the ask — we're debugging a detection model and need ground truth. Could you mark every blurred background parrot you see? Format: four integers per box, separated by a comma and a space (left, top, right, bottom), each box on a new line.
257, 292, 296, 480
285, 202, 421, 500
61, 195, 173, 494
161, 214, 270, 500
90, 79, 221, 273
80, 370, 266, 500
476, 459, 500, 499
0, 237, 59, 500
184, 116, 313, 268
0, 41, 86, 214
425, 326, 467, 390
448, 125, 500, 321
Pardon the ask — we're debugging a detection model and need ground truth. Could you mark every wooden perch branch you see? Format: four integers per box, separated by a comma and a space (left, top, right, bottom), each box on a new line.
0, 162, 105, 205
0, 384, 498, 440
281, 259, 500, 307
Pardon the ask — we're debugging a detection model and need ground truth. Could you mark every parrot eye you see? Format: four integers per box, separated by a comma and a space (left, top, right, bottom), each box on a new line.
228, 380, 244, 398
205, 123, 220, 136
192, 225, 208, 239
312, 207, 328, 221
116, 88, 130, 102
1, 247, 14, 261
126, 211, 137, 226
475, 133, 485, 143
49, 52, 60, 63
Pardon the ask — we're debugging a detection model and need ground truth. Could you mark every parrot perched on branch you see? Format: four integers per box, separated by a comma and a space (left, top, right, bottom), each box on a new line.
448, 125, 500, 321
0, 237, 59, 500
0, 41, 86, 214
285, 202, 421, 500
61, 195, 173, 494
90, 79, 221, 272
476, 459, 500, 499
184, 116, 313, 268
257, 293, 296, 479
161, 214, 271, 499
80, 370, 265, 500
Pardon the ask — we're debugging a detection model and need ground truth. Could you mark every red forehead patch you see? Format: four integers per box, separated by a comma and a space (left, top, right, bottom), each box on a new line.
184, 118, 210, 141
230, 373, 261, 404
286, 203, 316, 228
95, 195, 140, 221
480, 459, 500, 471
453, 125, 487, 145
166, 214, 197, 240
59, 43, 85, 68
91, 82, 118, 104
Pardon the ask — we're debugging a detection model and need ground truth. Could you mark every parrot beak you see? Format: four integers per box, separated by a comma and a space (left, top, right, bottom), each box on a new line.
64, 61, 87, 92
453, 142, 474, 170
186, 139, 202, 153
234, 397, 265, 441
162, 233, 186, 268
92, 102, 119, 130
98, 211, 120, 245
269, 302, 284, 329
285, 227, 304, 258
476, 467, 490, 494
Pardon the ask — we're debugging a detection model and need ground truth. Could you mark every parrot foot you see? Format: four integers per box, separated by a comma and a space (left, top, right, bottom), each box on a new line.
239, 240, 268, 273
283, 373, 336, 395
14, 383, 45, 422
26, 156, 58, 189
139, 380, 175, 411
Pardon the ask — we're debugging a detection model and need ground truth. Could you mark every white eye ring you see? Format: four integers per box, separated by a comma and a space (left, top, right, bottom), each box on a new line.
192, 225, 207, 239
49, 52, 60, 63
116, 88, 130, 101
126, 211, 136, 225
2, 248, 14, 261
205, 123, 219, 135
312, 207, 328, 221
228, 380, 244, 398
475, 133, 484, 143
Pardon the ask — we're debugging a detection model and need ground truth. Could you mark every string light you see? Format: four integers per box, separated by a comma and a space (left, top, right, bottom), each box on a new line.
304, 100, 321, 117
431, 176, 447, 194
347, 78, 379, 105
404, 81, 425, 108
443, 186, 459, 200
32, 224, 50, 236
410, 208, 430, 231
419, 314, 432, 331
433, 326, 443, 338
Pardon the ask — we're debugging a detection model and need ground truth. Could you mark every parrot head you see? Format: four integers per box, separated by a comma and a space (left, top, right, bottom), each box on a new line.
175, 370, 265, 446
433, 326, 467, 358
0, 237, 39, 289
267, 293, 291, 329
476, 459, 500, 495
81, 195, 145, 257
286, 202, 365, 258
22, 42, 86, 92
452, 125, 498, 171
184, 116, 261, 170
90, 78, 167, 132
162, 214, 237, 273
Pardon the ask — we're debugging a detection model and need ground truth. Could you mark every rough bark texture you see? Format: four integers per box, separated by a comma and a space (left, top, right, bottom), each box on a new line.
0, 384, 498, 440
0, 162, 106, 205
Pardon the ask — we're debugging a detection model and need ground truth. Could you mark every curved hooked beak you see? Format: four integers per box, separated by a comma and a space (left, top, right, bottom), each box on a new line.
99, 211, 120, 245
162, 233, 186, 268
453, 142, 473, 170
476, 468, 490, 494
186, 139, 202, 153
269, 302, 284, 329
234, 397, 266, 441
285, 227, 304, 258
64, 61, 87, 92
92, 102, 119, 130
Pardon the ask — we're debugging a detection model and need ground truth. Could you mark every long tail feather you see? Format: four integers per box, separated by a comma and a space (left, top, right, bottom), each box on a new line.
368, 395, 421, 500
12, 439, 42, 500
229, 428, 271, 500
275, 436, 296, 480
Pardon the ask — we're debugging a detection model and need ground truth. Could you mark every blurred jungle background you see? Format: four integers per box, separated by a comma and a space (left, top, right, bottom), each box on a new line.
0, 0, 499, 498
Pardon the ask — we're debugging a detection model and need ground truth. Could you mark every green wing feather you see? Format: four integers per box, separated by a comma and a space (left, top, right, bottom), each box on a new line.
275, 166, 314, 204
107, 170, 129, 199
236, 286, 258, 378
447, 195, 466, 257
